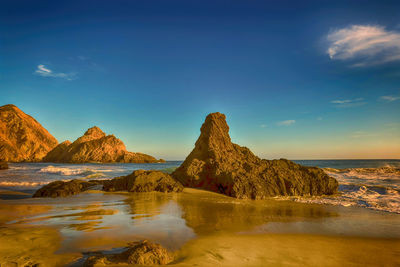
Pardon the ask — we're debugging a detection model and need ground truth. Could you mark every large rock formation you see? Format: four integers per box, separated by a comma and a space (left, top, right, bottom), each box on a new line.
172, 112, 338, 199
43, 126, 164, 163
0, 104, 58, 162
103, 170, 183, 193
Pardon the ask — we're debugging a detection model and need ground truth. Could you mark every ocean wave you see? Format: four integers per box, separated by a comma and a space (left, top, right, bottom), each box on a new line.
38, 165, 114, 176
0, 181, 50, 187
9, 166, 30, 170
324, 165, 400, 175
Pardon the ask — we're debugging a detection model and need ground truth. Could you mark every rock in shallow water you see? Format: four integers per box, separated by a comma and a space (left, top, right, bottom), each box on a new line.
33, 170, 183, 197
103, 170, 184, 193
172, 112, 338, 199
32, 179, 102, 198
84, 240, 173, 266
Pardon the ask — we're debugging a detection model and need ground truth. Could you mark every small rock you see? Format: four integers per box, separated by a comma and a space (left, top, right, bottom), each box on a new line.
0, 161, 8, 170
83, 240, 173, 266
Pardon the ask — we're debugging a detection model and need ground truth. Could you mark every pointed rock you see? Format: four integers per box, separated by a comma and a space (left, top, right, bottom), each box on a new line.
0, 104, 58, 162
172, 112, 338, 199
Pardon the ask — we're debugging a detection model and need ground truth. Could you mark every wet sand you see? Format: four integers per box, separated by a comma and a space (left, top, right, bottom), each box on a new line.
0, 188, 399, 266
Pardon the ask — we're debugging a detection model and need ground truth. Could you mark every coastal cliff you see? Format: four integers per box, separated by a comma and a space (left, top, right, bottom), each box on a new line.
0, 104, 58, 162
43, 126, 164, 163
172, 112, 338, 199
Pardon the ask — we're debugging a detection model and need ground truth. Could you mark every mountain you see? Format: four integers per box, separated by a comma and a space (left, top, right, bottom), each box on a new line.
43, 126, 164, 163
172, 112, 338, 199
0, 104, 58, 162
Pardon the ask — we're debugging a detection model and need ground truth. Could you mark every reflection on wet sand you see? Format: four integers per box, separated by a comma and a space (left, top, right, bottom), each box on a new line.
176, 188, 338, 235
0, 189, 399, 266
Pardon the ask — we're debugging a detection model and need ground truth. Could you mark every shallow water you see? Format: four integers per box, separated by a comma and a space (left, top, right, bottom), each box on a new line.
2, 160, 400, 213
0, 187, 399, 266
3, 189, 400, 254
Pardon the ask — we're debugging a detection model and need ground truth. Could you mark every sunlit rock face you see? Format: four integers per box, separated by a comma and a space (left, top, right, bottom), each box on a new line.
0, 104, 58, 162
43, 126, 164, 163
172, 112, 338, 199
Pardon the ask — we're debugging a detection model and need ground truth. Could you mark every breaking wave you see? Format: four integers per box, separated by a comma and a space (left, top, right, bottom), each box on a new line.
293, 166, 400, 214
0, 181, 51, 187
39, 165, 113, 177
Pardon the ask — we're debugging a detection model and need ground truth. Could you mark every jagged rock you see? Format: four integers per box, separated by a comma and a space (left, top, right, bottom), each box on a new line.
84, 240, 173, 266
0, 161, 8, 170
172, 112, 338, 199
33, 179, 103, 198
43, 126, 164, 163
103, 170, 184, 193
0, 104, 58, 162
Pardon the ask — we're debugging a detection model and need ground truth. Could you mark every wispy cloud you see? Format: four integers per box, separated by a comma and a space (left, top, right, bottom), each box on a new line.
351, 131, 377, 138
277, 120, 295, 126
326, 25, 400, 66
260, 124, 268, 128
380, 95, 400, 102
331, 98, 366, 108
34, 64, 76, 80
316, 116, 323, 121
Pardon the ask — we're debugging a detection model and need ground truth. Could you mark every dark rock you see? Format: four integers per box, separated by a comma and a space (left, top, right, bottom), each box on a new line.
42, 126, 164, 163
83, 240, 173, 266
33, 179, 103, 198
0, 161, 8, 170
103, 170, 183, 193
172, 112, 338, 199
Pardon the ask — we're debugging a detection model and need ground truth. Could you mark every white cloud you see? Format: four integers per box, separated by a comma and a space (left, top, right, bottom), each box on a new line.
277, 120, 295, 126
260, 124, 267, 128
34, 64, 76, 80
380, 95, 400, 102
316, 116, 323, 121
326, 25, 400, 66
331, 98, 366, 108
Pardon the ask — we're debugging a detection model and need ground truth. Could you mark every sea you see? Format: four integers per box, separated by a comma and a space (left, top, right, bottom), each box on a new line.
0, 159, 399, 214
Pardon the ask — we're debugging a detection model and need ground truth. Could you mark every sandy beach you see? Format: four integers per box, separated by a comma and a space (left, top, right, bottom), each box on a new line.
1, 188, 399, 266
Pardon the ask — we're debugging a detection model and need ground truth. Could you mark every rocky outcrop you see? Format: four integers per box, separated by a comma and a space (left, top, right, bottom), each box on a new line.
42, 126, 164, 163
172, 112, 338, 199
0, 104, 58, 162
103, 170, 183, 193
84, 240, 173, 266
33, 170, 183, 197
0, 161, 8, 170
32, 179, 103, 198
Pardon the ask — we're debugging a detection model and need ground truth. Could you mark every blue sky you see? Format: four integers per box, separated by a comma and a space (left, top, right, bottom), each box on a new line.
1, 0, 399, 159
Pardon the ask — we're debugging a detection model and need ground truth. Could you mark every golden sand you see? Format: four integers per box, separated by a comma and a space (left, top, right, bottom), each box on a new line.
0, 189, 399, 266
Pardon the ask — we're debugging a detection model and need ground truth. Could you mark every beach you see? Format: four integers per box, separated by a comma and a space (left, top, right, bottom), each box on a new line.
0, 161, 399, 266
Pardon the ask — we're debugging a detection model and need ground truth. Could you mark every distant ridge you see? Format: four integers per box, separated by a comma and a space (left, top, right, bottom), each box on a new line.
0, 104, 58, 162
